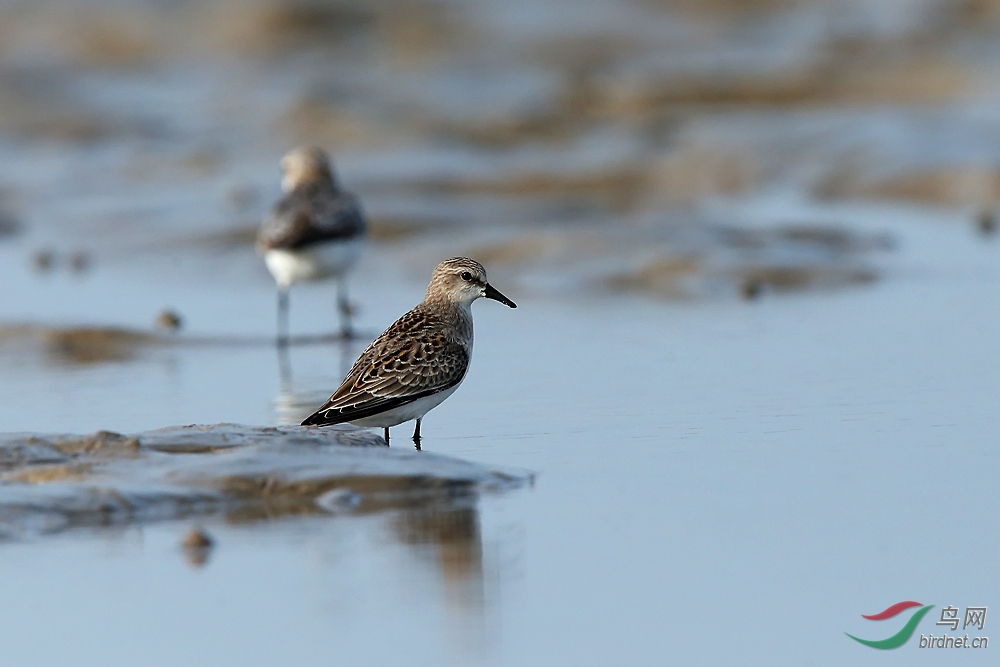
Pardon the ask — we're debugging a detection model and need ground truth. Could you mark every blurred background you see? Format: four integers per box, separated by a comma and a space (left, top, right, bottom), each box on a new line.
4, 0, 1000, 304
0, 1, 998, 665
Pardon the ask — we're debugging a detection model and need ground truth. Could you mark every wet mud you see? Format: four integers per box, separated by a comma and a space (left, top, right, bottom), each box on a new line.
0, 424, 529, 540
0, 323, 370, 365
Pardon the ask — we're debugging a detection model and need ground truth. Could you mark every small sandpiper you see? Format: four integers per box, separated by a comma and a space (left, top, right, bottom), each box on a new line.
257, 146, 366, 344
301, 257, 516, 449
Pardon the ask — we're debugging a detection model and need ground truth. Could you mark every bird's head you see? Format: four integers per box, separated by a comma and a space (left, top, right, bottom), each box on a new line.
280, 146, 336, 192
425, 257, 517, 309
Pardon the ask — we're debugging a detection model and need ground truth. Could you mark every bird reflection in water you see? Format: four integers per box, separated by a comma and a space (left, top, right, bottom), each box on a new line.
391, 501, 490, 654
392, 502, 484, 609
274, 338, 360, 424
183, 489, 494, 655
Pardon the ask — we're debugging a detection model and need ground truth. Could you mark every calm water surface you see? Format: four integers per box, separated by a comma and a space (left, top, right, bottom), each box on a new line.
0, 200, 995, 665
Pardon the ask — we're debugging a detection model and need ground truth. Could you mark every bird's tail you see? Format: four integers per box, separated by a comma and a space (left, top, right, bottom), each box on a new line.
301, 407, 337, 427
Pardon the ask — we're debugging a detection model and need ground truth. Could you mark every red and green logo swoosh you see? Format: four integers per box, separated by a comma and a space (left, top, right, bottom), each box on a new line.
846, 601, 934, 649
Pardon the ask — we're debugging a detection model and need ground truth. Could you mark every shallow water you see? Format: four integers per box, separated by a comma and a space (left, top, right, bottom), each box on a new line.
0, 198, 997, 664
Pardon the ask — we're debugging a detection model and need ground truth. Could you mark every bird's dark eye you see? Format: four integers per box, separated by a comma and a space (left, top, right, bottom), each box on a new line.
461, 271, 473, 281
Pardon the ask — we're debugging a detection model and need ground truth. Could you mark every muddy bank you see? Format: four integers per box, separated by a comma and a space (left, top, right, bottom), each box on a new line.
0, 322, 366, 365
0, 424, 530, 539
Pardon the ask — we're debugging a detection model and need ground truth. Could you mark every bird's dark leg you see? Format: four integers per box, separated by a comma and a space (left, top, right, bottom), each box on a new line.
384, 427, 390, 446
277, 287, 290, 347
337, 279, 353, 339
412, 419, 422, 451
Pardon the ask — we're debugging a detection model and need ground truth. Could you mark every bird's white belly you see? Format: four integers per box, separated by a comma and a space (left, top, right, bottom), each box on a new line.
264, 238, 363, 288
349, 384, 462, 428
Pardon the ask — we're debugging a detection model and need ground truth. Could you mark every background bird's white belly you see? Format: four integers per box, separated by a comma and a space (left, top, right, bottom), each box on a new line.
349, 384, 461, 428
264, 238, 364, 287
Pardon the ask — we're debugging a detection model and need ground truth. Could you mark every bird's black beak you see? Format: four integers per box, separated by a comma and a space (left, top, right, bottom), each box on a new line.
484, 283, 517, 308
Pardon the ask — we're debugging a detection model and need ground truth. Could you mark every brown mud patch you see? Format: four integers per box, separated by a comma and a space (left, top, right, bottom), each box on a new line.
817, 164, 1000, 208
0, 424, 529, 539
589, 58, 971, 121
414, 166, 648, 203
0, 324, 371, 366
607, 256, 878, 299
42, 327, 158, 364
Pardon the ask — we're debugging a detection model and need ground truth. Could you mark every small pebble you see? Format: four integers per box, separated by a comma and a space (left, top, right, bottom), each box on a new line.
181, 528, 214, 567
69, 250, 91, 273
740, 277, 763, 301
156, 309, 183, 331
32, 249, 55, 272
182, 528, 214, 549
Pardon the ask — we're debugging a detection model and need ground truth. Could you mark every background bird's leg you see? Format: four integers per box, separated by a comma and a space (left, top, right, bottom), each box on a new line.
277, 287, 290, 347
337, 278, 353, 339
277, 343, 292, 384
384, 427, 390, 445
412, 419, 421, 450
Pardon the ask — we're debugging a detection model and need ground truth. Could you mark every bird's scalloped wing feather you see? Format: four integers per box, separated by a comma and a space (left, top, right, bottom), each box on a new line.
302, 309, 469, 425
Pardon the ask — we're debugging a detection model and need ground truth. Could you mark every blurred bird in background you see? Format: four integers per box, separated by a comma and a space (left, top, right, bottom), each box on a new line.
257, 146, 366, 345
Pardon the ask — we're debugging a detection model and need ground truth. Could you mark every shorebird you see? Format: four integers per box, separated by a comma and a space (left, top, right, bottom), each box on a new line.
257, 146, 366, 344
301, 257, 516, 449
